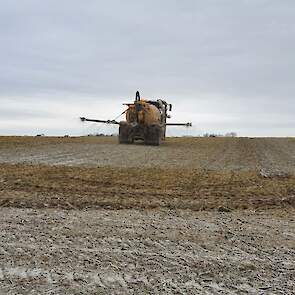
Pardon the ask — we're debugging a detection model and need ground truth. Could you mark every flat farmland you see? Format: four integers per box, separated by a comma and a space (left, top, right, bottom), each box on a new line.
0, 136, 294, 294
0, 136, 294, 172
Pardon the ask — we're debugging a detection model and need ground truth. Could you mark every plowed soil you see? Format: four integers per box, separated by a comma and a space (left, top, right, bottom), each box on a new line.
0, 136, 294, 294
0, 136, 294, 172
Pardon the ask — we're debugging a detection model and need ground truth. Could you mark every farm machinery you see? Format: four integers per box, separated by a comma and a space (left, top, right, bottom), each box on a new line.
80, 91, 192, 145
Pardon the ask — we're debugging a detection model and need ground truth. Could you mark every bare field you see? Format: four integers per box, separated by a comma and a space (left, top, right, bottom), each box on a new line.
0, 136, 294, 294
0, 208, 294, 294
0, 136, 295, 172
0, 163, 295, 211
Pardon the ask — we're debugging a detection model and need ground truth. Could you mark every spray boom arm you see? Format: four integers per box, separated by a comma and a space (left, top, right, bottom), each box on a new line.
80, 117, 191, 127
80, 117, 120, 125
166, 122, 192, 127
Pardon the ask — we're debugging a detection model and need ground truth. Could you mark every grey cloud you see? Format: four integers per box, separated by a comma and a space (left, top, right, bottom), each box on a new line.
0, 107, 54, 119
0, 0, 295, 136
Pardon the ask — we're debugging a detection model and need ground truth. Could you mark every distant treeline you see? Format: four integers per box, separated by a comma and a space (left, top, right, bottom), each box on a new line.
203, 132, 237, 138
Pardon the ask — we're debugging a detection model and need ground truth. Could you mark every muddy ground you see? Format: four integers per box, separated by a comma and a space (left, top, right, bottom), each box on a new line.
0, 208, 294, 295
0, 137, 294, 294
0, 136, 294, 173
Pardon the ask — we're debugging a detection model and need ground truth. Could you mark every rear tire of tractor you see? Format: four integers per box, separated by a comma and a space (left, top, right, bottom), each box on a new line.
144, 125, 162, 146
119, 123, 133, 144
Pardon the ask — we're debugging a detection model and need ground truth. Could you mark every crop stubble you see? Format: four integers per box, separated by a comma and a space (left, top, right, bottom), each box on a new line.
0, 136, 294, 211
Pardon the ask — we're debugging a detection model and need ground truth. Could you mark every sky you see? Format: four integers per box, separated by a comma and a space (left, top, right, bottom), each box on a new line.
0, 0, 295, 137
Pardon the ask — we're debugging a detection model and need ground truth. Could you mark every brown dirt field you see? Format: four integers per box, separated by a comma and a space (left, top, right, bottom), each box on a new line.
0, 208, 294, 294
0, 136, 294, 172
0, 164, 294, 211
0, 136, 294, 294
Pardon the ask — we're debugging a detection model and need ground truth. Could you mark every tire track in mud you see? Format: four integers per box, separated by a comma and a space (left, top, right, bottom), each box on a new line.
202, 138, 260, 171
203, 139, 235, 170
252, 138, 295, 173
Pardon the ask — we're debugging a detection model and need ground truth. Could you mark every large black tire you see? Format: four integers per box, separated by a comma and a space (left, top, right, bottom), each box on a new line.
144, 124, 162, 146
119, 123, 133, 144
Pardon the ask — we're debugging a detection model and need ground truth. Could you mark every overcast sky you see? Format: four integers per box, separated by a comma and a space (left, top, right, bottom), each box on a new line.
0, 0, 294, 136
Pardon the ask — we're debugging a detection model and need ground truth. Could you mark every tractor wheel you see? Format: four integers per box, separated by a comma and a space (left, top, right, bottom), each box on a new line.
119, 123, 133, 144
144, 125, 162, 146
